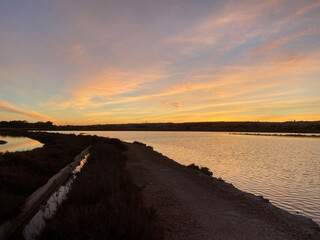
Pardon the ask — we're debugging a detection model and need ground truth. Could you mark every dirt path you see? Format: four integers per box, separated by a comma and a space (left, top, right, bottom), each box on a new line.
125, 143, 320, 240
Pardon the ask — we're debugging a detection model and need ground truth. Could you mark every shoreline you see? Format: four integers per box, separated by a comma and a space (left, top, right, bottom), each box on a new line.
126, 142, 320, 239
35, 129, 320, 134
1, 131, 319, 239
230, 133, 320, 138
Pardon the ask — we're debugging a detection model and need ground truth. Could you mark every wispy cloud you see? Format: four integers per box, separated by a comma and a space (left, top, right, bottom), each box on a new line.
1, 0, 319, 124
168, 0, 320, 58
213, 89, 225, 94
251, 28, 317, 57
47, 63, 171, 110
167, 1, 282, 53
0, 99, 53, 121
52, 50, 320, 111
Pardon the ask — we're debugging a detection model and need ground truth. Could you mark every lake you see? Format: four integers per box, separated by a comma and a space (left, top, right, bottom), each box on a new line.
52, 131, 320, 225
0, 135, 43, 153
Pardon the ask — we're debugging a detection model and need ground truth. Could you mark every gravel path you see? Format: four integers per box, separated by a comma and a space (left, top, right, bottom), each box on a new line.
125, 143, 320, 240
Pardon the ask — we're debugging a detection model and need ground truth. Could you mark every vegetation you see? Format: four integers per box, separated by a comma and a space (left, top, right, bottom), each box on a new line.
107, 137, 128, 151
38, 140, 164, 240
258, 195, 270, 203
0, 131, 94, 224
0, 140, 7, 145
0, 120, 53, 129
187, 163, 213, 176
217, 177, 225, 182
133, 141, 153, 149
1, 120, 320, 133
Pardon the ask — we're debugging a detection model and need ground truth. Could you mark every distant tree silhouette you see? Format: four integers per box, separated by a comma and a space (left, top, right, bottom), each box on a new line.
0, 120, 319, 133
0, 120, 54, 129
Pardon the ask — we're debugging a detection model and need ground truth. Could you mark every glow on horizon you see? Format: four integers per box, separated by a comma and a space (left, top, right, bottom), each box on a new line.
0, 0, 319, 124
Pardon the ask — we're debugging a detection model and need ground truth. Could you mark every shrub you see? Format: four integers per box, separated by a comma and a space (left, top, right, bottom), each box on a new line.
107, 138, 128, 151
133, 141, 153, 150
187, 163, 200, 170
187, 163, 213, 176
200, 167, 213, 176
133, 141, 147, 146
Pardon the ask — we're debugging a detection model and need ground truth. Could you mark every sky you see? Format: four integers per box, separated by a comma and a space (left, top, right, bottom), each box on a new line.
0, 0, 320, 125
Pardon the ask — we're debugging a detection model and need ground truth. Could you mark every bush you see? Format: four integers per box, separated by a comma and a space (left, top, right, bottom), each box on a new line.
187, 163, 200, 170
187, 163, 213, 176
133, 141, 153, 150
107, 138, 128, 151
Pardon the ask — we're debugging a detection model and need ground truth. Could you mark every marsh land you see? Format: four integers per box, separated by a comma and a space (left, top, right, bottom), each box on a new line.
0, 131, 163, 239
0, 130, 319, 239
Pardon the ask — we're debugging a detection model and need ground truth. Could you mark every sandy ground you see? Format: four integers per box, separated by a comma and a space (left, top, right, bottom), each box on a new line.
125, 143, 320, 240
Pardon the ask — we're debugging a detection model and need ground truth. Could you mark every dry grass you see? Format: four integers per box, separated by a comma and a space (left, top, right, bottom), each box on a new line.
187, 163, 213, 176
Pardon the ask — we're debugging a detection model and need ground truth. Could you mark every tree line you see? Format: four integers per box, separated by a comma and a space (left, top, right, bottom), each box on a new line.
0, 120, 319, 133
0, 120, 53, 129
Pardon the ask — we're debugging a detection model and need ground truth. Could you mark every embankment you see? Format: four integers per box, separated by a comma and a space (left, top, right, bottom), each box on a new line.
126, 142, 320, 240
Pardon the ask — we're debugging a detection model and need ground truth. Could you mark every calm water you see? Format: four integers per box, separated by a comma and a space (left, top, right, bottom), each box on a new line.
0, 136, 43, 153
53, 131, 320, 225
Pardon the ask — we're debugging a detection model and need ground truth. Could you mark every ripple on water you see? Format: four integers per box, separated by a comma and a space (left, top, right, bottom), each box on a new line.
48, 131, 320, 226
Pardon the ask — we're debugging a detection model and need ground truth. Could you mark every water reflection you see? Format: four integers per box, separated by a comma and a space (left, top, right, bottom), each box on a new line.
23, 154, 89, 240
0, 136, 43, 153
49, 131, 320, 226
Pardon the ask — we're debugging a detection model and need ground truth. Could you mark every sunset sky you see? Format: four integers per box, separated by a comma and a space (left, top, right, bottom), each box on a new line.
0, 0, 320, 124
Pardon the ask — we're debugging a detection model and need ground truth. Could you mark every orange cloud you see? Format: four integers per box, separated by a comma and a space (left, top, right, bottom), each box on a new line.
213, 89, 225, 94
47, 63, 173, 110
53, 51, 319, 111
0, 99, 53, 121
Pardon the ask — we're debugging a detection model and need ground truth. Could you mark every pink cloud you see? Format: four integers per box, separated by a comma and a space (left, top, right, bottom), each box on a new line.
252, 28, 315, 56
